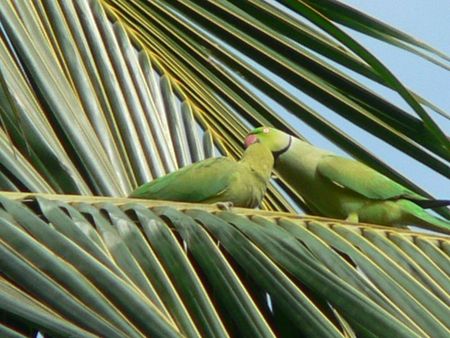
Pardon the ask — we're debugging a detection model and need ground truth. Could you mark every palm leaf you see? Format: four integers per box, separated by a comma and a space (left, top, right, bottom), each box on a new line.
0, 193, 449, 337
0, 0, 449, 337
0, 0, 211, 193
300, 0, 450, 71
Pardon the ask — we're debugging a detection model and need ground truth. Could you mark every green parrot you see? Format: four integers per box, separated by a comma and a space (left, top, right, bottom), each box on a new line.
245, 127, 450, 234
129, 142, 274, 208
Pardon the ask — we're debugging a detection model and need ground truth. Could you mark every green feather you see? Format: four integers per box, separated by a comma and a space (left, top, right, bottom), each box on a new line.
317, 155, 422, 201
130, 157, 236, 202
130, 143, 274, 208
247, 127, 450, 234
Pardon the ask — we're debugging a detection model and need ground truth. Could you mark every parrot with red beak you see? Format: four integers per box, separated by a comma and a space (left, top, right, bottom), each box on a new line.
130, 142, 274, 208
246, 126, 450, 234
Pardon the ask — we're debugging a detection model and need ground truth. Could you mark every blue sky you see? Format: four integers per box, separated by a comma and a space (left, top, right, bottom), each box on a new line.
343, 0, 450, 113
294, 0, 450, 199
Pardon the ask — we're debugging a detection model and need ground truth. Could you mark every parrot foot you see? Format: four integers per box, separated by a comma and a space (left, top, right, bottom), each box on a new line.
214, 201, 234, 211
346, 212, 359, 223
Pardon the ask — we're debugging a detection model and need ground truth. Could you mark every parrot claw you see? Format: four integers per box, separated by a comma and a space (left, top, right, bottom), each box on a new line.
214, 201, 234, 210
346, 212, 359, 223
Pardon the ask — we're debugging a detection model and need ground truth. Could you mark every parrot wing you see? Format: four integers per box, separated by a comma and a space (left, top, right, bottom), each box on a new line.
130, 157, 236, 202
317, 155, 422, 201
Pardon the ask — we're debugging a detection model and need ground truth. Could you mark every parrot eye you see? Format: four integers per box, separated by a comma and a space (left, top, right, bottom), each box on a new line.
263, 128, 269, 134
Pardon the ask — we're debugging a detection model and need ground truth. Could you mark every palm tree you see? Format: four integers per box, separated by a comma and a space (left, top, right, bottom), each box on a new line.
0, 0, 448, 337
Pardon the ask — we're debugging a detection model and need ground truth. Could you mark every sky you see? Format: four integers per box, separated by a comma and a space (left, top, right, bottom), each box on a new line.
290, 0, 450, 199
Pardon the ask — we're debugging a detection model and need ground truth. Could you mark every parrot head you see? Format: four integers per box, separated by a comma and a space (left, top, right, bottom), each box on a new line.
245, 127, 292, 159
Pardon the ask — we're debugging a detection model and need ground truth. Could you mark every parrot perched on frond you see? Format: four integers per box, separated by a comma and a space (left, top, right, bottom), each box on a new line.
129, 142, 274, 208
245, 127, 450, 234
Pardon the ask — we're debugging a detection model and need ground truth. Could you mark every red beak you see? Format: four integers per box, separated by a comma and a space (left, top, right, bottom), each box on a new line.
244, 134, 258, 148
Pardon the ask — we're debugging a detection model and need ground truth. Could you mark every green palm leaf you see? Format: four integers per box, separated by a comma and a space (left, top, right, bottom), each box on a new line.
0, 193, 448, 337
0, 0, 449, 337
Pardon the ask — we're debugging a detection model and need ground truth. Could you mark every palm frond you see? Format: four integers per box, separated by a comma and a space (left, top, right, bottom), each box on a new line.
0, 1, 449, 337
300, 0, 450, 70
0, 0, 213, 193
0, 193, 448, 337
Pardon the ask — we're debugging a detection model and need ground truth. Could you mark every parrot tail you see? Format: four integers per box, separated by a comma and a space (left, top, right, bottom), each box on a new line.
410, 199, 450, 209
411, 212, 450, 235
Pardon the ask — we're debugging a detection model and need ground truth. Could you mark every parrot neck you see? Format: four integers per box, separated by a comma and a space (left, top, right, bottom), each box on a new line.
285, 138, 326, 158
240, 143, 274, 181
272, 135, 292, 161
